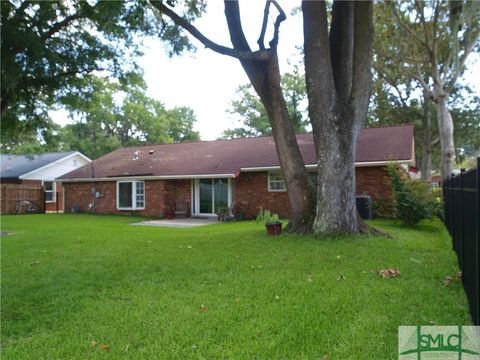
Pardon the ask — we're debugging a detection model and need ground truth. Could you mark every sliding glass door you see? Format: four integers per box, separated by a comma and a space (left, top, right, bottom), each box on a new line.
194, 178, 231, 216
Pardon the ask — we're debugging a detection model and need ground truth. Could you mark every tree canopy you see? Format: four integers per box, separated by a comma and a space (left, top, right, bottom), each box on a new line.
377, 0, 480, 177
2, 76, 200, 159
223, 69, 309, 138
0, 0, 202, 137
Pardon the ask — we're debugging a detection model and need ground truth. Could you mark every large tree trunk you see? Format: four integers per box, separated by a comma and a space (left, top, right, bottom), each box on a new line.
1, 95, 9, 118
303, 1, 373, 235
259, 55, 316, 234
434, 88, 455, 178
313, 109, 358, 234
421, 96, 432, 182
225, 3, 315, 234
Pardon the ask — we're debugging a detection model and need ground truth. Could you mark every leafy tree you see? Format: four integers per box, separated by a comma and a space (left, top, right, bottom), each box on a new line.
165, 107, 200, 143
58, 76, 199, 159
380, 1, 480, 178
150, 1, 374, 235
223, 69, 309, 138
1, 119, 63, 155
0, 0, 200, 136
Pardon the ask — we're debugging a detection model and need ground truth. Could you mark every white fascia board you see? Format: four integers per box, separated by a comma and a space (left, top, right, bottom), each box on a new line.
240, 160, 413, 172
19, 152, 92, 179
59, 173, 236, 183
240, 164, 317, 172
75, 152, 93, 163
354, 159, 413, 167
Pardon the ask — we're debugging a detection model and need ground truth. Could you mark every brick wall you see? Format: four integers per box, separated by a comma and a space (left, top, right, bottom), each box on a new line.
45, 182, 63, 213
62, 167, 392, 219
355, 166, 392, 200
63, 179, 191, 218
234, 167, 392, 219
234, 172, 291, 219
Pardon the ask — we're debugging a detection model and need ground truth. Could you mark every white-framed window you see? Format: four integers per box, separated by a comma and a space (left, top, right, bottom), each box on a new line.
268, 172, 286, 192
116, 180, 145, 210
44, 181, 56, 202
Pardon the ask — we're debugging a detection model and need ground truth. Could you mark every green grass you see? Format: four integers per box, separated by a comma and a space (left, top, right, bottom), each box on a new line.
0, 214, 471, 359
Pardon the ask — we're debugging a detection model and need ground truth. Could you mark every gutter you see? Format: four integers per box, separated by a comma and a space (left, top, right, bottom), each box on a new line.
58, 159, 414, 183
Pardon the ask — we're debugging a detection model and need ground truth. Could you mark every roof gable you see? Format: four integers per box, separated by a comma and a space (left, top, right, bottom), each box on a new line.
1, 151, 91, 180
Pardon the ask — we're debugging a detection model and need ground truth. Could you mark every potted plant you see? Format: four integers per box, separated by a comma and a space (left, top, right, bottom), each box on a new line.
164, 207, 174, 219
256, 208, 283, 236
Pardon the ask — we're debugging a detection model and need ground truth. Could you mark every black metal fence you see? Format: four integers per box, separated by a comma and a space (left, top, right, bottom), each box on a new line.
443, 158, 479, 325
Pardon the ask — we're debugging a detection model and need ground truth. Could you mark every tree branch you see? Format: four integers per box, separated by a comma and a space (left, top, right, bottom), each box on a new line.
257, 1, 271, 50
269, 0, 286, 48
415, 1, 433, 56
349, 0, 374, 123
42, 13, 83, 39
302, 0, 335, 133
224, 1, 251, 52
390, 3, 430, 50
149, 1, 269, 61
329, 1, 354, 104
414, 62, 431, 95
446, 27, 480, 92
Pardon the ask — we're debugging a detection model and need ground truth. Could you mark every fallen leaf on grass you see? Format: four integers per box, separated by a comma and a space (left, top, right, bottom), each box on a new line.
378, 268, 401, 278
100, 345, 110, 351
199, 304, 209, 312
336, 275, 347, 281
442, 276, 453, 286
91, 340, 97, 347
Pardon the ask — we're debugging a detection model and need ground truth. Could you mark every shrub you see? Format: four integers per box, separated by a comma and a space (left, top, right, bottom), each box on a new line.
256, 208, 280, 225
371, 196, 395, 219
387, 164, 437, 227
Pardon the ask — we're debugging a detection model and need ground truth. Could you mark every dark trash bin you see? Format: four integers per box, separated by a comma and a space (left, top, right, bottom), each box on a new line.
356, 194, 372, 220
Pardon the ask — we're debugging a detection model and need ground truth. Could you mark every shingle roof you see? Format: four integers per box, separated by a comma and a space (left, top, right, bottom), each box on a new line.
1, 151, 76, 180
59, 124, 414, 180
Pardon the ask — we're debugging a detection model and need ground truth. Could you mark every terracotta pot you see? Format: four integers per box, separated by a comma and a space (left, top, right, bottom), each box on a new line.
265, 222, 283, 236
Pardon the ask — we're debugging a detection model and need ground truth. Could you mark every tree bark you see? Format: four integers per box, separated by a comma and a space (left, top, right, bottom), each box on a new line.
1, 95, 10, 118
434, 88, 455, 178
224, 2, 316, 234
303, 1, 373, 235
421, 95, 432, 183
240, 53, 316, 234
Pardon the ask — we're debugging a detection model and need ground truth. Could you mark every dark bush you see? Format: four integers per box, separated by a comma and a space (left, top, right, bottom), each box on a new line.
387, 164, 438, 227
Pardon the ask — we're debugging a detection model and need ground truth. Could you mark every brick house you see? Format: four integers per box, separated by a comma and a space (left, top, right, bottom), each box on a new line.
1, 151, 91, 213
58, 124, 415, 219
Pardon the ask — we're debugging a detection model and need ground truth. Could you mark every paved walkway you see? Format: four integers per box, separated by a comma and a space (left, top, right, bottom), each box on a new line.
131, 217, 219, 228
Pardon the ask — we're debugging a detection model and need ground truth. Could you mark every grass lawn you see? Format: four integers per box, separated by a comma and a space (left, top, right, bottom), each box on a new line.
1, 214, 471, 359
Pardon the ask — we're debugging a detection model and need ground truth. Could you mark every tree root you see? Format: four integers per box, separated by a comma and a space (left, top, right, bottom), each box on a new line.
358, 218, 391, 238
284, 216, 314, 235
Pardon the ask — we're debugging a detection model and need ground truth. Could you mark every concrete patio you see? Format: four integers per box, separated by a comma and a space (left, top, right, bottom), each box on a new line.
131, 217, 219, 228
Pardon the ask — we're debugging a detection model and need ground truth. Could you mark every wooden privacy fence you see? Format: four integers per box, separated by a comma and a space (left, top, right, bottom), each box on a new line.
443, 157, 479, 325
0, 184, 45, 214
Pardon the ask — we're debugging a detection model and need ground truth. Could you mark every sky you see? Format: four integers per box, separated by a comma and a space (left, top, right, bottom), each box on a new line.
52, 1, 480, 141
138, 1, 303, 140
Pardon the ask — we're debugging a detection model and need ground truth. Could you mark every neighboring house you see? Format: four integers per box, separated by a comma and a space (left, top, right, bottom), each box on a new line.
59, 124, 415, 219
1, 151, 91, 212
431, 175, 443, 189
